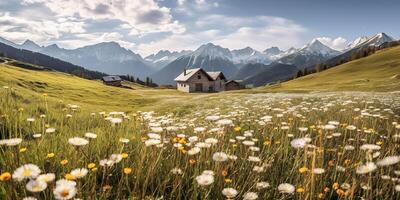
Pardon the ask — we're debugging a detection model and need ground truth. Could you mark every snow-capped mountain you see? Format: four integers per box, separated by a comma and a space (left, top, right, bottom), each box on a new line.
145, 50, 192, 69
346, 33, 395, 51
346, 36, 369, 50
263, 47, 283, 57
231, 47, 270, 65
298, 39, 340, 56
151, 43, 238, 85
277, 39, 340, 69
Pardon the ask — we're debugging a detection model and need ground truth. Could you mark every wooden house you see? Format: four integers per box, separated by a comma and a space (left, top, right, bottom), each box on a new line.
225, 80, 244, 91
174, 68, 226, 93
102, 76, 122, 87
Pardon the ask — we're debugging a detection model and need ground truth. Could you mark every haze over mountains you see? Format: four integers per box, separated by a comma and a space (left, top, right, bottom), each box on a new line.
0, 32, 396, 86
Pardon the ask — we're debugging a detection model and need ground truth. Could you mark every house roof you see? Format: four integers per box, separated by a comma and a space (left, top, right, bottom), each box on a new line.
102, 76, 122, 82
207, 71, 226, 81
225, 80, 243, 85
174, 68, 214, 82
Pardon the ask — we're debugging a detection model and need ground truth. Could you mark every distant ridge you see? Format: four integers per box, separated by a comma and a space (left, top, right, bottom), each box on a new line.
0, 42, 106, 79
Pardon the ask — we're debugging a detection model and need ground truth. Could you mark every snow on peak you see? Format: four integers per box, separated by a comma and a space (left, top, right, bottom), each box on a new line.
346, 36, 369, 49
191, 43, 232, 60
231, 47, 270, 64
345, 32, 395, 51
299, 39, 340, 56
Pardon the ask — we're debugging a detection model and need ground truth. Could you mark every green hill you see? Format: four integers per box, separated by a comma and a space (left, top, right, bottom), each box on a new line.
0, 60, 199, 113
262, 46, 400, 92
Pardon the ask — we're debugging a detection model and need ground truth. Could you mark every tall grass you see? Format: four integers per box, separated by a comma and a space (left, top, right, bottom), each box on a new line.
1, 86, 400, 199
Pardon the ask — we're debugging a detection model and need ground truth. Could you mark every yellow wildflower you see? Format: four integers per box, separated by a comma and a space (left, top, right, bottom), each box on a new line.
0, 172, 11, 181
87, 163, 96, 169
19, 147, 27, 153
121, 153, 129, 159
123, 167, 132, 175
296, 187, 304, 193
60, 159, 68, 165
47, 153, 55, 158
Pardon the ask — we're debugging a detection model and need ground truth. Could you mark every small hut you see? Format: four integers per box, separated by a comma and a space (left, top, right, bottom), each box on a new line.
102, 76, 122, 87
225, 80, 244, 91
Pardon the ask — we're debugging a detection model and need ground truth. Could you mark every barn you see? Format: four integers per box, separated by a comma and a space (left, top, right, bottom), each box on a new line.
174, 68, 226, 93
225, 80, 244, 91
102, 76, 122, 87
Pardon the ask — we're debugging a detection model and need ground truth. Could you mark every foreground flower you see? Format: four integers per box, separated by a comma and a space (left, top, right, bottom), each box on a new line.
212, 152, 228, 162
70, 168, 88, 179
26, 180, 47, 192
0, 138, 22, 146
360, 144, 381, 151
68, 137, 89, 146
377, 156, 400, 166
123, 167, 132, 175
356, 162, 377, 174
243, 192, 258, 200
256, 181, 270, 190
13, 164, 41, 181
196, 172, 214, 186
290, 138, 309, 149
0, 172, 11, 181
53, 179, 77, 200
222, 188, 238, 198
84, 133, 97, 139
278, 183, 295, 194
37, 173, 56, 183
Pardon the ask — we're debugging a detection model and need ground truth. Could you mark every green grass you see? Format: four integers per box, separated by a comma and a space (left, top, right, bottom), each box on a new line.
0, 61, 214, 113
260, 46, 400, 92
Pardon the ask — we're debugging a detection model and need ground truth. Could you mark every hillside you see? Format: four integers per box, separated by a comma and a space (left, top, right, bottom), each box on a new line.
0, 61, 201, 112
0, 43, 106, 79
262, 45, 400, 92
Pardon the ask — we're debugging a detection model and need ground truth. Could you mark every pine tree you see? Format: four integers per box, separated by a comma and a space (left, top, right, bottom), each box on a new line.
315, 63, 322, 72
296, 70, 303, 78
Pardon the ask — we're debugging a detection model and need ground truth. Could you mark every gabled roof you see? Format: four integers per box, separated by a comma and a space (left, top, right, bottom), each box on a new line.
102, 76, 122, 82
207, 71, 226, 81
225, 80, 243, 85
174, 68, 214, 82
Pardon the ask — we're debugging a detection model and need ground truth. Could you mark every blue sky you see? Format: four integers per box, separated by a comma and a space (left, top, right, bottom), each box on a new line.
0, 0, 399, 56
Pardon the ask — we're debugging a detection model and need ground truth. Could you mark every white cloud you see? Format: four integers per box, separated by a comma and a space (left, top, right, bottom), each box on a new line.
0, 12, 85, 43
316, 37, 347, 50
21, 0, 186, 35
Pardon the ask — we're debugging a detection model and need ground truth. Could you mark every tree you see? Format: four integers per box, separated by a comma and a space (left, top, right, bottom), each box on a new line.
315, 63, 322, 72
303, 68, 308, 75
296, 70, 303, 78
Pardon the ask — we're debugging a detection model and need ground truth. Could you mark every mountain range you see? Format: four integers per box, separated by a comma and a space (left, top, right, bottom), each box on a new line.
0, 32, 396, 86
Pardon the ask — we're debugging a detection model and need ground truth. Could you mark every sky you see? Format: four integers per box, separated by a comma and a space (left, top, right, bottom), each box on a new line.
0, 0, 399, 56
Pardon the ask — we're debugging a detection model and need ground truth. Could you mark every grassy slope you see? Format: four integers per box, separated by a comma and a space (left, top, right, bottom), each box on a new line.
261, 46, 400, 92
0, 61, 207, 113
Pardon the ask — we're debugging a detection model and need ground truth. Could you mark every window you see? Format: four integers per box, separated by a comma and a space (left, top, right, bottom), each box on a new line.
197, 75, 201, 79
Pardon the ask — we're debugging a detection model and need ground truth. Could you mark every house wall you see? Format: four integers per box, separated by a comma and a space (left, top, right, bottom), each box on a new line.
212, 77, 226, 92
176, 71, 227, 93
187, 71, 213, 92
176, 81, 190, 92
225, 82, 240, 91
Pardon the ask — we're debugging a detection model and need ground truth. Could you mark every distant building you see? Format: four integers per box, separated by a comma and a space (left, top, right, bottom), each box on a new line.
102, 76, 122, 87
174, 68, 226, 93
225, 80, 244, 91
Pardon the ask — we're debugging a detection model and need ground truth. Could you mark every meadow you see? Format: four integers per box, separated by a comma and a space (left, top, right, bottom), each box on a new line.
1, 79, 400, 199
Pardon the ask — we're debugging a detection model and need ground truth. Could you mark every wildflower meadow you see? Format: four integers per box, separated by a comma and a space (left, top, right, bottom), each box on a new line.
1, 86, 400, 199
